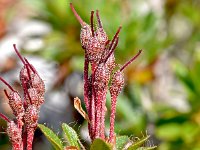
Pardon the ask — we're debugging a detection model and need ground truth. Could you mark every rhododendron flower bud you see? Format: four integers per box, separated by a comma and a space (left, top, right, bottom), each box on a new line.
7, 91, 25, 117
94, 63, 110, 92
110, 70, 125, 97
24, 105, 39, 129
7, 121, 23, 150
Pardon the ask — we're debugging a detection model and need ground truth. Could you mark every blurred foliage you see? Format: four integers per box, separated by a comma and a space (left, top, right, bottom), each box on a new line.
1, 0, 200, 150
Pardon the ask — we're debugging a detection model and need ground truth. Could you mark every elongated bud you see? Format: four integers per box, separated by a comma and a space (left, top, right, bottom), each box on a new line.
80, 24, 92, 49
24, 105, 39, 128
25, 88, 44, 107
110, 70, 124, 97
6, 91, 25, 117
31, 74, 45, 97
106, 53, 116, 72
86, 36, 103, 62
70, 3, 92, 49
0, 77, 24, 117
94, 63, 110, 92
7, 121, 22, 146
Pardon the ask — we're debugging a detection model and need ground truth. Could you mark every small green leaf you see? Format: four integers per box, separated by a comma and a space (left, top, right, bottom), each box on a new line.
62, 123, 79, 148
90, 138, 112, 150
116, 135, 129, 150
136, 146, 157, 150
128, 135, 150, 150
38, 124, 64, 150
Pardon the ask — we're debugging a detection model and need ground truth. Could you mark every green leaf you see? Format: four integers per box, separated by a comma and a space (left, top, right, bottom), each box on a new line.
90, 138, 112, 150
128, 135, 150, 150
38, 124, 64, 150
116, 136, 129, 150
136, 146, 157, 150
62, 123, 79, 148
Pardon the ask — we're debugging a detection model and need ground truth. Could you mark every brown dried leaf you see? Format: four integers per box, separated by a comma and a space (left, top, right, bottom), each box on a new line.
74, 97, 90, 123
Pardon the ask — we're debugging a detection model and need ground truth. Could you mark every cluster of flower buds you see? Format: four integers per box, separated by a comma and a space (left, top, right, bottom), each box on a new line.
70, 3, 142, 144
0, 44, 45, 150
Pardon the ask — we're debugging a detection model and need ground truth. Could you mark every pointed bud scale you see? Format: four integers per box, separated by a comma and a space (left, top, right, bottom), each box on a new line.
24, 105, 39, 128
95, 10, 108, 46
70, 3, 92, 49
110, 70, 124, 97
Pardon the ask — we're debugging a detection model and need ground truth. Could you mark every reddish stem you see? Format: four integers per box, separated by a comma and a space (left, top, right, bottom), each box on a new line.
0, 77, 14, 91
70, 3, 85, 26
27, 128, 34, 150
83, 55, 89, 112
90, 63, 97, 139
4, 89, 10, 99
108, 26, 122, 51
90, 11, 95, 37
22, 81, 32, 105
0, 113, 10, 122
94, 92, 103, 138
96, 10, 102, 28
99, 89, 107, 139
120, 50, 142, 72
25, 64, 32, 81
24, 58, 37, 74
109, 95, 117, 144
13, 44, 26, 65
104, 37, 119, 63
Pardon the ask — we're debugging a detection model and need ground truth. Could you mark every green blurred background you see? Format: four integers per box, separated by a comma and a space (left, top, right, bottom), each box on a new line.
0, 0, 200, 149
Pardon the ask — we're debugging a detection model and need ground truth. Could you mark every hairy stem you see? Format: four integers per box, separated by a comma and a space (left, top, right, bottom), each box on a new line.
99, 88, 107, 139
94, 92, 103, 138
90, 63, 97, 139
27, 128, 35, 150
109, 95, 117, 144
83, 55, 89, 112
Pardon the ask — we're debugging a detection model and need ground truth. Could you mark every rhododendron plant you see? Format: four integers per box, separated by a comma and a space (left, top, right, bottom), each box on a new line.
0, 3, 156, 150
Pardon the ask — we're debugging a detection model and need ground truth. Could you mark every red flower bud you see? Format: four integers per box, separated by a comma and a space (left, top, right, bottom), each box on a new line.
31, 74, 45, 97
110, 70, 124, 97
94, 63, 110, 92
7, 121, 23, 149
6, 90, 25, 117
25, 88, 44, 107
24, 105, 39, 129
0, 77, 24, 117
86, 36, 103, 62
80, 23, 92, 49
